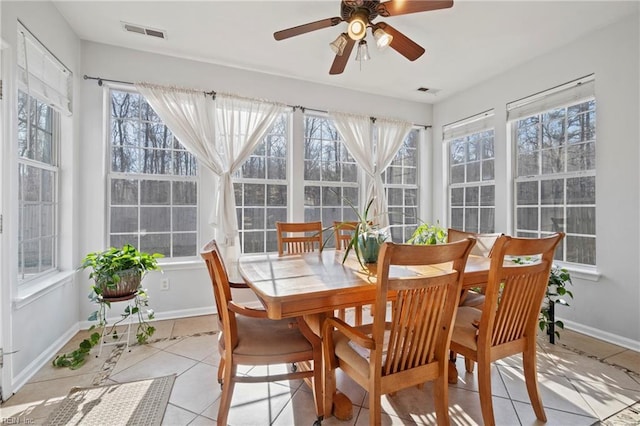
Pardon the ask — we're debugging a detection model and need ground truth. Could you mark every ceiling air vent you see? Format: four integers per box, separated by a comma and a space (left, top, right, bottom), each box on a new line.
121, 22, 167, 39
417, 87, 441, 95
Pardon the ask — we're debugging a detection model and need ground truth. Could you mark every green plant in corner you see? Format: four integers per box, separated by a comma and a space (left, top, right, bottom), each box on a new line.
541, 265, 574, 342
52, 244, 163, 369
407, 220, 447, 245
512, 258, 574, 342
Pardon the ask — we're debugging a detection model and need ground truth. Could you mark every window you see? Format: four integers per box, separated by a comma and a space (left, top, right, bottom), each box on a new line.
234, 114, 288, 253
109, 89, 198, 258
445, 111, 495, 233
509, 76, 596, 266
383, 128, 419, 242
303, 114, 359, 246
17, 91, 58, 282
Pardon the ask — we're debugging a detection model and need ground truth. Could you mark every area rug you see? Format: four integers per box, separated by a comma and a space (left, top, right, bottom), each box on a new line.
45, 374, 176, 426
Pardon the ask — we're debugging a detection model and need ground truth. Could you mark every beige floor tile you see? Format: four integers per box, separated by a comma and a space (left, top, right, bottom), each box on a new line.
161, 403, 198, 425
354, 406, 426, 425
163, 334, 218, 362
110, 342, 161, 375
147, 318, 176, 341
512, 400, 597, 425
499, 365, 596, 417
604, 349, 640, 375
169, 362, 221, 414
449, 392, 520, 426
188, 415, 217, 425
550, 351, 640, 391
0, 372, 96, 420
450, 359, 510, 398
109, 350, 197, 383
270, 387, 324, 426
569, 378, 640, 421
556, 329, 628, 359
200, 381, 294, 425
171, 315, 217, 337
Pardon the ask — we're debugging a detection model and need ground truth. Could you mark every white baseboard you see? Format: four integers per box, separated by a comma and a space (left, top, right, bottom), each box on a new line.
11, 324, 79, 396
563, 318, 640, 352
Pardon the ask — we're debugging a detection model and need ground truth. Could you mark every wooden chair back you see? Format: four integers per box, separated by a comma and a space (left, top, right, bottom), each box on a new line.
200, 240, 238, 349
324, 238, 476, 424
276, 221, 323, 256
480, 233, 564, 349
333, 221, 358, 249
447, 228, 502, 258
374, 240, 475, 377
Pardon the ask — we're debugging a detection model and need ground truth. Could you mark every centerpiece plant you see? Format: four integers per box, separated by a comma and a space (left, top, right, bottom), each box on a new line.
407, 220, 447, 245
52, 244, 163, 369
330, 197, 389, 267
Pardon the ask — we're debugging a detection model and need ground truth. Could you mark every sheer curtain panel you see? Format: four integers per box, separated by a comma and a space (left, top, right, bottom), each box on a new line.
136, 83, 285, 263
330, 112, 411, 227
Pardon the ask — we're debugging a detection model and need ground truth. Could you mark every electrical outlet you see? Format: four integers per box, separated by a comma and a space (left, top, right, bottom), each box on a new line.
161, 278, 170, 291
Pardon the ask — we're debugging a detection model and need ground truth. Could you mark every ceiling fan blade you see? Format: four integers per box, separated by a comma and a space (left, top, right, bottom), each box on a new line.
329, 38, 356, 75
378, 0, 453, 17
274, 17, 343, 41
376, 22, 425, 61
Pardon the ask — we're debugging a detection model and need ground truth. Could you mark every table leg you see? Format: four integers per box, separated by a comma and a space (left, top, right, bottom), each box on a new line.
303, 313, 354, 421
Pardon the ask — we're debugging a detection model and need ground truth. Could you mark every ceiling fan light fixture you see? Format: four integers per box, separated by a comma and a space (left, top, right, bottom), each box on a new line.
374, 28, 393, 49
355, 39, 370, 62
347, 13, 368, 40
330, 33, 349, 56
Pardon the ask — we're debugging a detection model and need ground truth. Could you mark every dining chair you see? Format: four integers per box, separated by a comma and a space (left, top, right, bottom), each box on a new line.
323, 239, 476, 425
333, 221, 369, 326
447, 228, 502, 309
200, 240, 323, 425
449, 233, 564, 426
276, 221, 323, 256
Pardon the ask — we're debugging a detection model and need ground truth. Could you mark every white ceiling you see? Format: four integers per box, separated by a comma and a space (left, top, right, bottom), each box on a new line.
52, 0, 637, 104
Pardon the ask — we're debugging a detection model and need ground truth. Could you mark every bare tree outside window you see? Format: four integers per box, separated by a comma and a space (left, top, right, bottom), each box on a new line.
109, 89, 198, 258
514, 99, 596, 266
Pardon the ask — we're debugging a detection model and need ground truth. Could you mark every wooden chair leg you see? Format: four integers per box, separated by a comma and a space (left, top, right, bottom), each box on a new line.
477, 360, 495, 426
433, 374, 451, 426
523, 345, 547, 422
217, 363, 236, 426
369, 387, 382, 426
464, 357, 475, 373
217, 358, 225, 385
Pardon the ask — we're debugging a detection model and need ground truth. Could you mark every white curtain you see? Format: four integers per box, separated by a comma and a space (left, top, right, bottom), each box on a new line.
330, 112, 412, 228
136, 83, 285, 262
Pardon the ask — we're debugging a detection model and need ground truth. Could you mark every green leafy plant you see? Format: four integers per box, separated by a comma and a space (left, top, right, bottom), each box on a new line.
52, 244, 163, 369
512, 258, 574, 340
407, 220, 447, 245
330, 197, 389, 268
541, 265, 574, 340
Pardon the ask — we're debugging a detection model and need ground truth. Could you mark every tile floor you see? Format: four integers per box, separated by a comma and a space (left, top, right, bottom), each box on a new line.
1, 314, 639, 425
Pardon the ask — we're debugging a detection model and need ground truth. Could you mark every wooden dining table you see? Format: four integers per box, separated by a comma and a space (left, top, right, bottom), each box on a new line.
238, 249, 491, 419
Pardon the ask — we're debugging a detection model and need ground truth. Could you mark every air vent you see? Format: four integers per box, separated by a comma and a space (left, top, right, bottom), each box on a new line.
417, 87, 441, 95
121, 22, 167, 39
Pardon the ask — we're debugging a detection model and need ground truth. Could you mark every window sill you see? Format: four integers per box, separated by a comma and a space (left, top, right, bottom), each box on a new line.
560, 264, 600, 282
14, 270, 76, 310
157, 258, 203, 271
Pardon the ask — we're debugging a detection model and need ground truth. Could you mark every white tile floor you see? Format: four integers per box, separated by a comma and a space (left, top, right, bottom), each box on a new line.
2, 314, 639, 425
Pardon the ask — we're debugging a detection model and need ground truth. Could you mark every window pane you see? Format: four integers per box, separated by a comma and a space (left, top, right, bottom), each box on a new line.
141, 207, 171, 232
173, 233, 197, 257
173, 207, 197, 232
140, 234, 170, 257
173, 181, 197, 205
514, 94, 596, 266
112, 179, 138, 205
110, 207, 138, 233
141, 180, 170, 205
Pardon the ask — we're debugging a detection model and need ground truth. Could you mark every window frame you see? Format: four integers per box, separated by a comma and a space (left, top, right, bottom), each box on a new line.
107, 87, 200, 260
444, 111, 496, 234
16, 90, 60, 284
510, 78, 596, 268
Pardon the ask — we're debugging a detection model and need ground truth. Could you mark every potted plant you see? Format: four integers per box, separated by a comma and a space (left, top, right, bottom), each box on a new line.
540, 265, 574, 343
332, 197, 389, 267
52, 244, 163, 369
512, 258, 574, 342
407, 220, 447, 245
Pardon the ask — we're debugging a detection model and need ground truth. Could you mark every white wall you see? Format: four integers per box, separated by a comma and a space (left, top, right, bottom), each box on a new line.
78, 41, 433, 323
1, 1, 82, 393
431, 13, 640, 348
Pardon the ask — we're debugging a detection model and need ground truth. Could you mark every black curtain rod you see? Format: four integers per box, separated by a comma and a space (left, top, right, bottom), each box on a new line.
83, 74, 431, 129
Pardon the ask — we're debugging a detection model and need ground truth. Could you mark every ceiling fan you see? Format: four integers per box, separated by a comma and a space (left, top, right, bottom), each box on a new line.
273, 0, 453, 75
